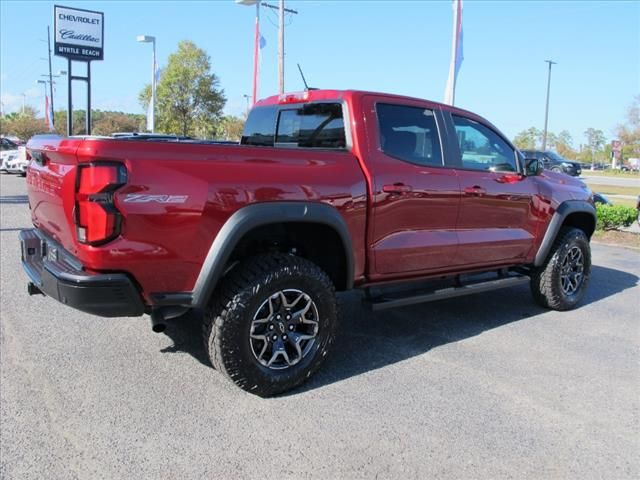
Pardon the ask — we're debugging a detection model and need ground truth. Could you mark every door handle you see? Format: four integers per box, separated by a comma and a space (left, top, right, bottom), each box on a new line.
464, 185, 486, 196
383, 183, 413, 193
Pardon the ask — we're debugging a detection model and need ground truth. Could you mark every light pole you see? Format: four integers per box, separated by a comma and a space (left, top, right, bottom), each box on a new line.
243, 94, 251, 116
137, 35, 157, 133
36, 80, 51, 129
40, 71, 66, 122
36, 80, 48, 99
542, 60, 557, 152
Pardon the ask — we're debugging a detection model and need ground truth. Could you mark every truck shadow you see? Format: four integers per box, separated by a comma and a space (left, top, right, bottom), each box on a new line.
160, 264, 638, 394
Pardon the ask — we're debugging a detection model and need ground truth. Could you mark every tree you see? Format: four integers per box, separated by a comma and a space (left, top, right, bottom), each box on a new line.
555, 130, 576, 159
51, 110, 146, 136
584, 127, 606, 166
615, 95, 640, 160
513, 127, 541, 150
139, 40, 226, 137
53, 110, 87, 135
92, 111, 145, 135
0, 106, 49, 141
216, 115, 245, 141
544, 131, 558, 150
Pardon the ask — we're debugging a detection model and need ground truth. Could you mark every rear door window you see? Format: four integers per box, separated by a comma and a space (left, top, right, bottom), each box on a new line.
376, 103, 443, 167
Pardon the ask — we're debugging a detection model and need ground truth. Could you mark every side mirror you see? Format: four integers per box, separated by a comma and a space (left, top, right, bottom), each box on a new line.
525, 158, 543, 176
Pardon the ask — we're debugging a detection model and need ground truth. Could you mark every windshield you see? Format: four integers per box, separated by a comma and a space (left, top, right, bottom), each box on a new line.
546, 151, 568, 162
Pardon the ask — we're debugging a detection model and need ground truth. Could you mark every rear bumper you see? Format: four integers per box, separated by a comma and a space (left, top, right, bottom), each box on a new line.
19, 228, 146, 317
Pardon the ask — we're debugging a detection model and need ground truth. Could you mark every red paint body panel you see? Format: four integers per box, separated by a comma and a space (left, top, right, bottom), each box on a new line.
359, 94, 461, 275
454, 169, 537, 265
26, 136, 368, 300
25, 90, 593, 306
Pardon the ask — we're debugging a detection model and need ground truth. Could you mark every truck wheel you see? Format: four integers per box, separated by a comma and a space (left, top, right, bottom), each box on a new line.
203, 253, 337, 396
530, 227, 591, 311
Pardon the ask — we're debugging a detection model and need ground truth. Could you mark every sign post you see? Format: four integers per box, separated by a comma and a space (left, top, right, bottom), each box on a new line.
54, 5, 104, 136
611, 139, 622, 169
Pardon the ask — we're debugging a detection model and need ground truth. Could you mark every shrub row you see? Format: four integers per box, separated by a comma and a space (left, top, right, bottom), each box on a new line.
595, 203, 637, 231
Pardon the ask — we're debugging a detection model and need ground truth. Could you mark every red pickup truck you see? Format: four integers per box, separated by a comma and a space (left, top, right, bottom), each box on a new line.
21, 89, 595, 396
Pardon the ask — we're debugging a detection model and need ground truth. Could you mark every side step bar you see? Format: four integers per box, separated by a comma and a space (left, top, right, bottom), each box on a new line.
364, 274, 530, 312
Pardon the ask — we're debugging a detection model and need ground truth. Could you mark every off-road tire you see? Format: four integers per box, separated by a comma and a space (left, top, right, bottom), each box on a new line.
203, 253, 337, 396
530, 227, 591, 310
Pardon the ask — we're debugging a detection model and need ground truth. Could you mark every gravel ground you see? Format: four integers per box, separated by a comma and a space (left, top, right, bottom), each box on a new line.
1, 173, 639, 479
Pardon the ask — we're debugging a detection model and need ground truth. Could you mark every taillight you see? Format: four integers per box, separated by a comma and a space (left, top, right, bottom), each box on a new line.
75, 163, 127, 245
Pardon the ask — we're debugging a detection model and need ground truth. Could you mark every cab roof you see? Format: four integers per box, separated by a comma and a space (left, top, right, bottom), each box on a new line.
255, 89, 482, 119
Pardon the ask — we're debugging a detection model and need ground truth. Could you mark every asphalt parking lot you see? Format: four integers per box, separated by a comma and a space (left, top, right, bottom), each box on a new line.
1, 173, 639, 479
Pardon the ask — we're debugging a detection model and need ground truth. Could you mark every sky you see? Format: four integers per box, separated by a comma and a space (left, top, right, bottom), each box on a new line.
1, 0, 638, 146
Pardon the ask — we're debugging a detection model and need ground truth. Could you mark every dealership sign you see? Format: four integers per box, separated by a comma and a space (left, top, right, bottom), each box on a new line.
54, 5, 104, 61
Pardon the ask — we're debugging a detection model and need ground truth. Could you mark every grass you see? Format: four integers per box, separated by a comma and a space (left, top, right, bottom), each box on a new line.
582, 169, 640, 179
610, 197, 638, 208
593, 230, 640, 249
593, 185, 640, 197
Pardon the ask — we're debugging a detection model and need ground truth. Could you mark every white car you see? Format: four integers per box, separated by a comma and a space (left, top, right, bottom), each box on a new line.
1, 137, 21, 172
6, 146, 28, 175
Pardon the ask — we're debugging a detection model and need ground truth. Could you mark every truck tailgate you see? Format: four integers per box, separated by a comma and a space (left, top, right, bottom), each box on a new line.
25, 135, 80, 252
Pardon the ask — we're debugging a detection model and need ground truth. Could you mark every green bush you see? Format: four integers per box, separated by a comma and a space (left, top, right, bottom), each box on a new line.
595, 204, 637, 231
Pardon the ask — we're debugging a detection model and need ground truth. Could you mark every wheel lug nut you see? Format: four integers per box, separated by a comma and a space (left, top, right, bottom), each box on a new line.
269, 324, 274, 330
282, 334, 288, 340
272, 334, 278, 341
288, 324, 294, 331
286, 315, 291, 320
276, 314, 281, 320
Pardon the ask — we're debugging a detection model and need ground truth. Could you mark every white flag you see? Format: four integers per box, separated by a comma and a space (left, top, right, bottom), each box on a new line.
444, 0, 464, 105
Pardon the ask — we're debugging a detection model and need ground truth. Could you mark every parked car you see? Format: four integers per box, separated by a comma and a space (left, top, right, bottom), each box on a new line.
2, 135, 24, 145
0, 137, 20, 172
5, 146, 28, 176
593, 193, 612, 206
521, 150, 582, 176
589, 162, 607, 171
21, 90, 596, 396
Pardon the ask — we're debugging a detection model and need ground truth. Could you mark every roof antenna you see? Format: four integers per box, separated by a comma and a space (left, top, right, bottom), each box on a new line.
297, 63, 317, 91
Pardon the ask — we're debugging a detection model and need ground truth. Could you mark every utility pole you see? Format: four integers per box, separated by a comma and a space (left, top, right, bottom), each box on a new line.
22, 93, 26, 113
258, 1, 297, 94
47, 26, 55, 127
542, 59, 556, 152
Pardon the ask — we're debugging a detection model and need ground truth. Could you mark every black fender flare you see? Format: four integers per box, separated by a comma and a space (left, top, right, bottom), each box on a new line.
534, 200, 596, 267
189, 201, 355, 308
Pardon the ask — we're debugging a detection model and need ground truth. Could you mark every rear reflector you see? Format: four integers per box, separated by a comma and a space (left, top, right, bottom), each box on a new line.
75, 163, 127, 245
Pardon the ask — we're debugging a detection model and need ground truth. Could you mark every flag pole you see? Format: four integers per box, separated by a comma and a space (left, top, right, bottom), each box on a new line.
252, 2, 260, 105
444, 0, 463, 106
